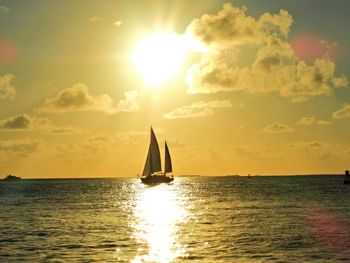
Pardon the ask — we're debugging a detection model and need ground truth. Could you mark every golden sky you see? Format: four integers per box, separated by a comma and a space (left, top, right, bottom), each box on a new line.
0, 0, 350, 178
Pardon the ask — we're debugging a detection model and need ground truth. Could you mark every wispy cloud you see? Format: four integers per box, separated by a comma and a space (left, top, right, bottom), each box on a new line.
89, 16, 104, 23
0, 139, 40, 157
285, 141, 330, 160
39, 83, 139, 114
333, 103, 350, 119
232, 145, 260, 157
46, 126, 81, 135
0, 5, 10, 13
116, 90, 139, 112
297, 116, 332, 126
263, 122, 293, 133
163, 100, 232, 119
167, 139, 186, 148
0, 74, 15, 100
83, 133, 116, 153
55, 131, 138, 160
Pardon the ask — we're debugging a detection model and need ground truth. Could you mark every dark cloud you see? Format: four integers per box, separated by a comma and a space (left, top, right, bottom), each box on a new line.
258, 55, 281, 72
0, 113, 80, 134
0, 114, 31, 129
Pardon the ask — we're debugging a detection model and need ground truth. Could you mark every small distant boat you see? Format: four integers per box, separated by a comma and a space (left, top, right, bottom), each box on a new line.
2, 174, 21, 181
140, 127, 174, 185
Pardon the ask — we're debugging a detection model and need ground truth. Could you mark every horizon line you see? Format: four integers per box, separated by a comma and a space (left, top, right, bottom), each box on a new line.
2, 173, 345, 180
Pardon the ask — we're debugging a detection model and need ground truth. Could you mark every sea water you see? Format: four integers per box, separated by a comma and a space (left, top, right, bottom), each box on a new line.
1, 176, 350, 262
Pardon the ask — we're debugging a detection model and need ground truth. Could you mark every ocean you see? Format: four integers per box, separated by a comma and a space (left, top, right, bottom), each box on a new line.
1, 176, 350, 262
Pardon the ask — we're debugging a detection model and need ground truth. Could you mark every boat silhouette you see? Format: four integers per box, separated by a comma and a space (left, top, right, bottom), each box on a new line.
2, 174, 21, 181
140, 127, 174, 185
344, 170, 350, 184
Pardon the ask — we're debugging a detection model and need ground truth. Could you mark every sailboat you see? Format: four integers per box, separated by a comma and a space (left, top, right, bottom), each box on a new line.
140, 127, 174, 185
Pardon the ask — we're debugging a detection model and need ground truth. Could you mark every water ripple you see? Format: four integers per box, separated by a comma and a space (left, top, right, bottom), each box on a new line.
1, 176, 349, 262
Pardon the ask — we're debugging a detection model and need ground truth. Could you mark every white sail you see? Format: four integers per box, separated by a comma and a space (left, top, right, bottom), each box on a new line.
164, 141, 172, 174
142, 127, 162, 176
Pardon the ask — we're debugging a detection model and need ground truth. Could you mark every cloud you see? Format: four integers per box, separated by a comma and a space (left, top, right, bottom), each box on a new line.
0, 114, 49, 130
56, 144, 79, 159
186, 3, 347, 101
187, 4, 291, 46
84, 133, 116, 153
0, 113, 80, 134
232, 145, 259, 157
116, 90, 139, 112
114, 21, 122, 26
39, 83, 139, 113
89, 16, 104, 23
163, 100, 232, 119
56, 131, 138, 160
0, 139, 40, 157
0, 114, 32, 129
0, 5, 10, 13
297, 116, 332, 126
316, 120, 332, 125
167, 139, 186, 148
333, 103, 350, 119
332, 76, 348, 88
48, 126, 81, 134
285, 141, 330, 160
263, 122, 293, 133
0, 74, 15, 100
297, 116, 316, 126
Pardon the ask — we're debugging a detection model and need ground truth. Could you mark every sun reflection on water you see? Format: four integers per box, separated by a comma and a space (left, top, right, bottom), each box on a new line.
132, 183, 187, 262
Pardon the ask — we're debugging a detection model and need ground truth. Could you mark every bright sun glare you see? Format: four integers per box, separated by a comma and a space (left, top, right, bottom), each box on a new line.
133, 32, 204, 87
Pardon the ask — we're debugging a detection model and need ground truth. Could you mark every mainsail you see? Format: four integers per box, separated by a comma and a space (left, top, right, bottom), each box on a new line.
164, 141, 172, 174
142, 147, 152, 176
142, 127, 161, 176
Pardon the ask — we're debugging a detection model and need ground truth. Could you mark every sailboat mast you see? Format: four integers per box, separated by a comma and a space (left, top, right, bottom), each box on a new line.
147, 127, 154, 176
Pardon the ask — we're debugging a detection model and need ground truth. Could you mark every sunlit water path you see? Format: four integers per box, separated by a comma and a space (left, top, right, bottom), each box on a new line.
1, 176, 350, 262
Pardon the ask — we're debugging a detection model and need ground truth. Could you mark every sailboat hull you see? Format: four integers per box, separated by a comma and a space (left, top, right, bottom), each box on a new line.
141, 175, 174, 185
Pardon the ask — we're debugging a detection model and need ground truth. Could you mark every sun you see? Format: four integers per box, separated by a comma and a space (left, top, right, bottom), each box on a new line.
132, 32, 192, 87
